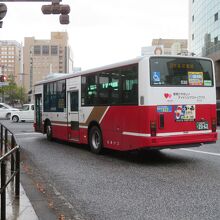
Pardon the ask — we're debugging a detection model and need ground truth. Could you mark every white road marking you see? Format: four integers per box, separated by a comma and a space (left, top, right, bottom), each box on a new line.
15, 132, 42, 136
180, 148, 220, 157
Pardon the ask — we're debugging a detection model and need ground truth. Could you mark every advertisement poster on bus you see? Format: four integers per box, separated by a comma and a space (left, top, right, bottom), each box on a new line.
174, 105, 195, 121
188, 72, 203, 86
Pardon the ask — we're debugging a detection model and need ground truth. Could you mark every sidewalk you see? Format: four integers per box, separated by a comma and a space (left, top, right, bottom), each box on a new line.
2, 163, 58, 220
6, 183, 38, 220
4, 170, 59, 220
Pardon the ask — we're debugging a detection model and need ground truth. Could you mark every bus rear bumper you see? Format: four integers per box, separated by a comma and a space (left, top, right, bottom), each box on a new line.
123, 132, 218, 151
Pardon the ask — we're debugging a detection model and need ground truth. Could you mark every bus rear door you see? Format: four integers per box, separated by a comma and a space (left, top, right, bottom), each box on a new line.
35, 94, 42, 132
67, 90, 80, 141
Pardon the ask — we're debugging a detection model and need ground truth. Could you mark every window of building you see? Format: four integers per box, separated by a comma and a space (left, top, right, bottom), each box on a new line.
214, 36, 218, 45
192, 15, 194, 22
34, 45, 41, 55
51, 45, 58, 55
214, 12, 218, 21
42, 45, 49, 55
192, 34, 194, 40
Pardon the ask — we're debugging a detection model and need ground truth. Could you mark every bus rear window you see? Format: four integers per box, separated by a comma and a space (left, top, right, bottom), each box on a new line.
150, 57, 213, 87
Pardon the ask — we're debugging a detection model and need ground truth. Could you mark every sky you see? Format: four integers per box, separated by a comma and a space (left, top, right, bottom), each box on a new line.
0, 0, 189, 70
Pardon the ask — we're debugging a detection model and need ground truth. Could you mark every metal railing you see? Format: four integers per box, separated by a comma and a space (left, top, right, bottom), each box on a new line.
0, 123, 20, 220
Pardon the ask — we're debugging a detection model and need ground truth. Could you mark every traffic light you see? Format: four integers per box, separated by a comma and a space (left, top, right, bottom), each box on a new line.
41, 2, 70, 24
0, 3, 7, 28
41, 5, 52, 15
59, 14, 69, 25
59, 4, 70, 24
0, 75, 7, 82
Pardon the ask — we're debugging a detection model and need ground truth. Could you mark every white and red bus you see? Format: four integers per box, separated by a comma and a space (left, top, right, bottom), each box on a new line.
34, 56, 218, 153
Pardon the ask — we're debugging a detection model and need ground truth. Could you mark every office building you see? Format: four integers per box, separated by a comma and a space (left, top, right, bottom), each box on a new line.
141, 39, 187, 56
0, 40, 22, 86
152, 39, 188, 55
23, 32, 72, 93
189, 0, 220, 97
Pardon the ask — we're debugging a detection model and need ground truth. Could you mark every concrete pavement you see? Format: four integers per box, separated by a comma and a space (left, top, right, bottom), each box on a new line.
4, 165, 58, 220
1, 157, 59, 220
5, 183, 38, 220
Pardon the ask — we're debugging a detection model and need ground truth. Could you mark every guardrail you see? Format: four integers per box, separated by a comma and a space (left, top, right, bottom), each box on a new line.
0, 123, 20, 220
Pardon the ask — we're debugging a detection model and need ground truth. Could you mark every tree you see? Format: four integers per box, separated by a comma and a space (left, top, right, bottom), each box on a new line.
0, 79, 28, 105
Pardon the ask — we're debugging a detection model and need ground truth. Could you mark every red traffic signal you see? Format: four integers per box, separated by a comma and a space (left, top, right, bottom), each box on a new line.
0, 75, 7, 82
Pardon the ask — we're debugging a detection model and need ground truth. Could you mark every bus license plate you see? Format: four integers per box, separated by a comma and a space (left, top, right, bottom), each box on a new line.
196, 121, 208, 130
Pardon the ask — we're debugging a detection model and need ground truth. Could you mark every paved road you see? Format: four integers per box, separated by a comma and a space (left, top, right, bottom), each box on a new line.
2, 120, 220, 220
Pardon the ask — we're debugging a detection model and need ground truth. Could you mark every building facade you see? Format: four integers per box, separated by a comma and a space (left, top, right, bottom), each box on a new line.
0, 40, 22, 86
23, 32, 72, 94
189, 0, 220, 98
152, 39, 188, 55
141, 39, 187, 56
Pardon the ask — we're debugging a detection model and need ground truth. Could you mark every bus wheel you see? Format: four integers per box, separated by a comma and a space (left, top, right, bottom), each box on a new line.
89, 126, 103, 154
46, 123, 53, 141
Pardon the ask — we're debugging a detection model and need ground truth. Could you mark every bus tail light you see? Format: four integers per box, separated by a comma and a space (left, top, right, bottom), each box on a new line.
211, 118, 217, 132
150, 121, 157, 137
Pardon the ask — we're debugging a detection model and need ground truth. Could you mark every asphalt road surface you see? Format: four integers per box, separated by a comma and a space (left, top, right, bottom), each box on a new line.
2, 120, 220, 220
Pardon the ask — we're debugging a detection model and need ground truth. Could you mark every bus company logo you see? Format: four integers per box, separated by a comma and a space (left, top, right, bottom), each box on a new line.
164, 93, 172, 99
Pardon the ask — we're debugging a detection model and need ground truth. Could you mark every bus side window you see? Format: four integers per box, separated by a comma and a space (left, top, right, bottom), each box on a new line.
130, 83, 138, 103
99, 87, 108, 104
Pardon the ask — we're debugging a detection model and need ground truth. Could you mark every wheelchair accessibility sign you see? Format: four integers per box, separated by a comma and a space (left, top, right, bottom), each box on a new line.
153, 72, 161, 82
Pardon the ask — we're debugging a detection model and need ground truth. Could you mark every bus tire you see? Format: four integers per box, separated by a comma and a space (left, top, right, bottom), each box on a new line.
89, 126, 103, 154
46, 123, 53, 141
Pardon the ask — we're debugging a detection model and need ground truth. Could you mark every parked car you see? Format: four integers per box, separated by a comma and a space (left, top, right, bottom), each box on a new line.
0, 103, 19, 119
217, 99, 220, 125
11, 104, 34, 122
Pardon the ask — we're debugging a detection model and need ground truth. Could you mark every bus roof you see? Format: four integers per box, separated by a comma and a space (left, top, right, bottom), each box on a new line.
34, 55, 213, 86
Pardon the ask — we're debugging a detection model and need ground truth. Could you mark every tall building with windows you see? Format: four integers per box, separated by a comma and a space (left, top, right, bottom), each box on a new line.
23, 32, 72, 93
0, 41, 22, 86
189, 0, 220, 97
